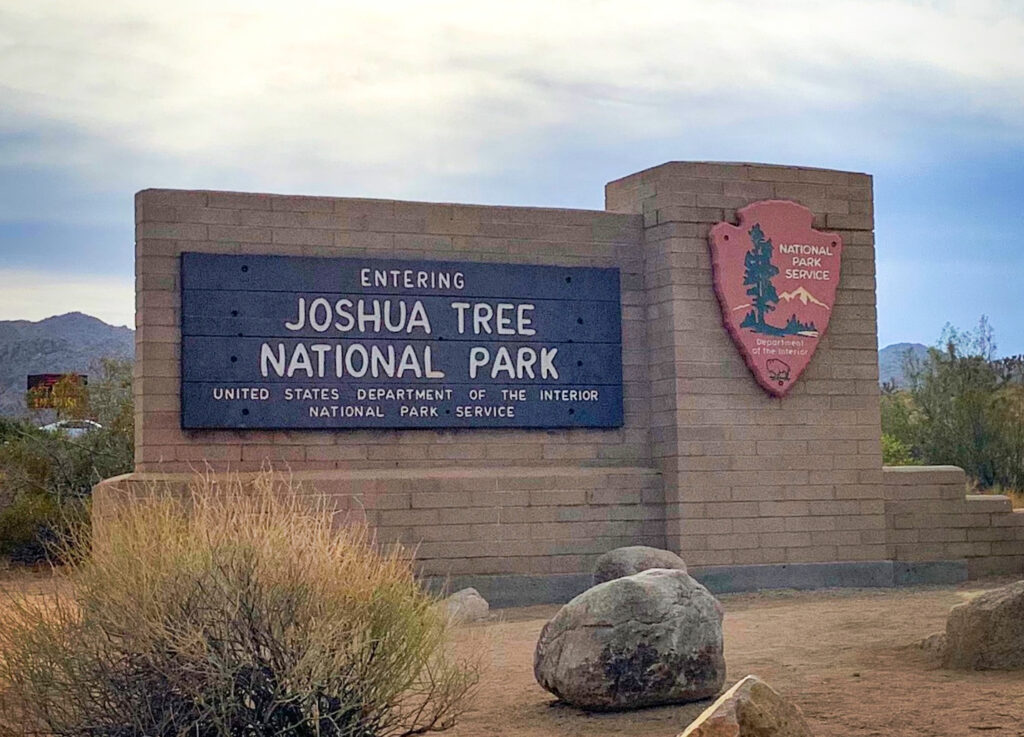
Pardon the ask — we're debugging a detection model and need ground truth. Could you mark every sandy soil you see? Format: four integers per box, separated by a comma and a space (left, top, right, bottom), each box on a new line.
4, 569, 1023, 736
450, 580, 1024, 737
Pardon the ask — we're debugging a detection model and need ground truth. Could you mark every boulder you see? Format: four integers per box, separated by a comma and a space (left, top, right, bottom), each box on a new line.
534, 568, 725, 711
679, 675, 813, 737
918, 631, 946, 655
593, 545, 687, 585
443, 587, 489, 624
944, 580, 1024, 670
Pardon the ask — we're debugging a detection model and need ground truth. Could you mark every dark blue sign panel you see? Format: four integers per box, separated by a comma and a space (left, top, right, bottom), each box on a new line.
180, 253, 623, 429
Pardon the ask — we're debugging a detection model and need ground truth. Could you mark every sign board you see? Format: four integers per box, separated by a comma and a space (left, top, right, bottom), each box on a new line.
26, 373, 87, 409
709, 200, 843, 397
180, 253, 623, 429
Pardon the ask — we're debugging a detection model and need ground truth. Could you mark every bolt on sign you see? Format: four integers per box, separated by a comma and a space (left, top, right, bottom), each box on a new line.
709, 200, 843, 397
180, 253, 624, 428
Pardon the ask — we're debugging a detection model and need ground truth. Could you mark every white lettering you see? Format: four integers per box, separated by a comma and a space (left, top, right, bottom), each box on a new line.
284, 297, 306, 331
518, 304, 536, 336
260, 342, 286, 377
309, 298, 332, 332
473, 303, 494, 334
407, 300, 431, 334
334, 299, 355, 331
468, 347, 489, 379
540, 347, 558, 379
451, 302, 470, 334
287, 343, 313, 378
397, 345, 423, 378
345, 344, 369, 377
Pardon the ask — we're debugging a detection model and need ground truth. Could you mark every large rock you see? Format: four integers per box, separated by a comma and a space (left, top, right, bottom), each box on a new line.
443, 587, 489, 624
944, 581, 1024, 670
593, 545, 688, 584
679, 675, 813, 737
534, 569, 725, 711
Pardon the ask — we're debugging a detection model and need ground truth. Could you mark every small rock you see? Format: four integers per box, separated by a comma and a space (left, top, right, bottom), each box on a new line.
593, 545, 688, 585
534, 569, 725, 711
919, 632, 946, 655
944, 581, 1024, 670
443, 587, 489, 624
679, 675, 814, 737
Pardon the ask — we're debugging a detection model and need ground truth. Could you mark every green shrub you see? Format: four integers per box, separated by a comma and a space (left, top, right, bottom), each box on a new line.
0, 358, 133, 561
0, 472, 478, 736
881, 433, 919, 466
882, 318, 1024, 490
0, 492, 61, 562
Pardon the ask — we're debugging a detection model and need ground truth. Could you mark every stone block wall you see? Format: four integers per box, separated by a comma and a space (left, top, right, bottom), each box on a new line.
606, 162, 884, 569
97, 160, 1024, 598
134, 192, 649, 472
885, 466, 1024, 577
97, 466, 664, 584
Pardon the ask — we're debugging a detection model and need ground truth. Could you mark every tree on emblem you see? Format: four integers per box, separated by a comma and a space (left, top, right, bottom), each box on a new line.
740, 223, 779, 332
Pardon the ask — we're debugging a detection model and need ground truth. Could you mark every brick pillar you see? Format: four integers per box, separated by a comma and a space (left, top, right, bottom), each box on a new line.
607, 162, 885, 569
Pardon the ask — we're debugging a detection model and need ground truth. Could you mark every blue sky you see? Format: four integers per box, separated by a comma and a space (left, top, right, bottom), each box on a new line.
1, 1, 1022, 353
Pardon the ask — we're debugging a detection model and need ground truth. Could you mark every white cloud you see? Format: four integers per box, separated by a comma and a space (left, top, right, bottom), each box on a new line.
0, 0, 1021, 196
0, 269, 133, 327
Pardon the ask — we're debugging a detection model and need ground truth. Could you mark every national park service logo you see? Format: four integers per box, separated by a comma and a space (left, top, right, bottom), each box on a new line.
709, 200, 842, 397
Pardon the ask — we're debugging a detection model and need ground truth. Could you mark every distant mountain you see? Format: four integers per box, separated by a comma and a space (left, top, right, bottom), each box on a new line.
879, 342, 929, 387
0, 313, 134, 416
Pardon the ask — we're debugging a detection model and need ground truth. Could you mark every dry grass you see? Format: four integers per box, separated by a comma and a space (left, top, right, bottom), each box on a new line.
0, 471, 478, 736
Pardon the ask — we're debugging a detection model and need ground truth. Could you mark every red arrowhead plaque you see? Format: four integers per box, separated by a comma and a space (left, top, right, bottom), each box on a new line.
709, 200, 842, 397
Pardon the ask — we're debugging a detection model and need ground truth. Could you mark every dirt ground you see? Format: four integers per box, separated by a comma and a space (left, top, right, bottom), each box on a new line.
3, 569, 1023, 737
450, 579, 1024, 737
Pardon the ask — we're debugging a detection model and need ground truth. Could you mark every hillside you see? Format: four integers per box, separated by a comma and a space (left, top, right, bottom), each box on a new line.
0, 313, 134, 416
879, 342, 929, 387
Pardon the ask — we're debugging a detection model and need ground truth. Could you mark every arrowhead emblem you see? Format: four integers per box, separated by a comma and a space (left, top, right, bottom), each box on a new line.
709, 200, 843, 397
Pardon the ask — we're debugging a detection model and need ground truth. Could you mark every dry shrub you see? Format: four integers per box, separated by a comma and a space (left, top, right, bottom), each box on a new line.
0, 471, 478, 736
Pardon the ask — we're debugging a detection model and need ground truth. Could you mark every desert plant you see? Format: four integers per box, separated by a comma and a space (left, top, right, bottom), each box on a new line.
0, 471, 478, 736
0, 357, 134, 561
881, 432, 919, 466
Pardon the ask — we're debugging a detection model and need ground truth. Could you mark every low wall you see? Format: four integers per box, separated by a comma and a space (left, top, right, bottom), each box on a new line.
884, 465, 1024, 578
94, 463, 1024, 606
94, 466, 663, 579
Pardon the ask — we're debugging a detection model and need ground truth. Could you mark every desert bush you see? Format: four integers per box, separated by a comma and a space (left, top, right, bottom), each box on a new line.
0, 471, 477, 737
0, 493, 62, 563
882, 318, 1024, 490
0, 358, 133, 561
0, 423, 126, 562
881, 432, 919, 466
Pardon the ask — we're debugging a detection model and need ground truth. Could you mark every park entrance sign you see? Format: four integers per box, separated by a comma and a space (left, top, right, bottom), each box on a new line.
709, 200, 843, 397
180, 253, 623, 429
114, 161, 1020, 604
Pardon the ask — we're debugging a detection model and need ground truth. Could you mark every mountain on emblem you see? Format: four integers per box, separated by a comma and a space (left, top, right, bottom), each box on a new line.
778, 286, 829, 310
709, 200, 842, 397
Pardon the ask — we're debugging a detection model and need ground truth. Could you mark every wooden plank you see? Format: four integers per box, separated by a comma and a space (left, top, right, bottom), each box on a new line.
181, 252, 620, 301
182, 291, 621, 343
181, 382, 623, 429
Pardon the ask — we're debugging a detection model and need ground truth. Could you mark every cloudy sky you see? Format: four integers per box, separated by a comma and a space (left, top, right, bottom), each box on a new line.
1, 1, 1022, 352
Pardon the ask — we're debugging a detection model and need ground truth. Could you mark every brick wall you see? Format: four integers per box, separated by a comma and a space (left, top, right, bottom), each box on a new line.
97, 466, 664, 580
134, 193, 649, 472
606, 162, 883, 569
885, 466, 1024, 577
110, 162, 1023, 588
